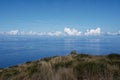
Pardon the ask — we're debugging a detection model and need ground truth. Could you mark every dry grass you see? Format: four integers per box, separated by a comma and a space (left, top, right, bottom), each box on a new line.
0, 52, 120, 80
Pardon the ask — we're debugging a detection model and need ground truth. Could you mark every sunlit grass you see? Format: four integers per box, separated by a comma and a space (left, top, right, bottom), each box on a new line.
0, 52, 120, 80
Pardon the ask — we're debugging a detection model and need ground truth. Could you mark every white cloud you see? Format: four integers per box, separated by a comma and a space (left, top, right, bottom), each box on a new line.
1, 27, 120, 36
106, 32, 116, 35
37, 32, 47, 36
19, 31, 62, 36
27, 31, 38, 35
19, 31, 26, 35
0, 32, 4, 35
106, 30, 120, 35
64, 27, 81, 36
118, 30, 120, 35
20, 31, 47, 36
7, 30, 19, 35
84, 27, 101, 36
47, 31, 62, 36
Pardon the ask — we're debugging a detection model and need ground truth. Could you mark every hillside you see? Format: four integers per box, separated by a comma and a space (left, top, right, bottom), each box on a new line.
0, 51, 120, 80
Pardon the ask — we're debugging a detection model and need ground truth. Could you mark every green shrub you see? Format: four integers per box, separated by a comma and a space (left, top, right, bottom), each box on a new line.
76, 54, 91, 58
74, 61, 109, 79
106, 53, 120, 60
25, 61, 32, 64
41, 56, 57, 62
70, 50, 77, 55
54, 61, 73, 70
27, 64, 38, 75
41, 57, 52, 62
113, 70, 120, 80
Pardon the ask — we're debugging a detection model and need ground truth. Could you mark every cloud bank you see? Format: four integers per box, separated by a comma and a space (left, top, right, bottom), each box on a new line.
47, 31, 62, 36
7, 30, 19, 35
105, 31, 120, 36
64, 27, 82, 36
84, 27, 101, 36
0, 27, 119, 36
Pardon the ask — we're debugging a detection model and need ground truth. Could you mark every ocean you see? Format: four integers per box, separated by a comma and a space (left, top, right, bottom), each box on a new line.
0, 35, 120, 68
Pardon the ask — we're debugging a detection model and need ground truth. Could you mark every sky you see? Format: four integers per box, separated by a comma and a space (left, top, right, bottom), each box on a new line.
0, 0, 120, 36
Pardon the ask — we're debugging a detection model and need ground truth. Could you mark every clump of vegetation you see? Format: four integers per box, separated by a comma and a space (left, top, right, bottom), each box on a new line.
76, 53, 91, 58
27, 64, 38, 75
74, 61, 110, 80
106, 53, 120, 60
0, 52, 120, 80
54, 61, 73, 70
25, 61, 32, 64
41, 56, 58, 62
41, 57, 52, 62
70, 50, 77, 55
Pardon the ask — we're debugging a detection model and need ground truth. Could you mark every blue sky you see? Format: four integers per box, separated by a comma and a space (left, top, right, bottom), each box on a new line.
0, 0, 120, 33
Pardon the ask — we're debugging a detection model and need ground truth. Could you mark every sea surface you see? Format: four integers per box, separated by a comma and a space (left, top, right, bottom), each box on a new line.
0, 35, 120, 68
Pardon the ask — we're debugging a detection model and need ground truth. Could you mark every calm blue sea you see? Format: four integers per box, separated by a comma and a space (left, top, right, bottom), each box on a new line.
0, 35, 120, 68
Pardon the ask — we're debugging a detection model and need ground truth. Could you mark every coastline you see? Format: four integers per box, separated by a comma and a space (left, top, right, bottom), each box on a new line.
0, 52, 120, 80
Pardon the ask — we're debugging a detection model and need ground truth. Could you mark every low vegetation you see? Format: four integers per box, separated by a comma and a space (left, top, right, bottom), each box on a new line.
0, 51, 120, 80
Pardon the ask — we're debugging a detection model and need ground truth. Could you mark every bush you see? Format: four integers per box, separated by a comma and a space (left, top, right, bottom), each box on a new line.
27, 64, 38, 75
41, 56, 57, 62
41, 57, 52, 62
25, 61, 32, 64
54, 61, 73, 70
76, 54, 91, 58
74, 61, 110, 80
70, 50, 77, 55
106, 53, 120, 60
